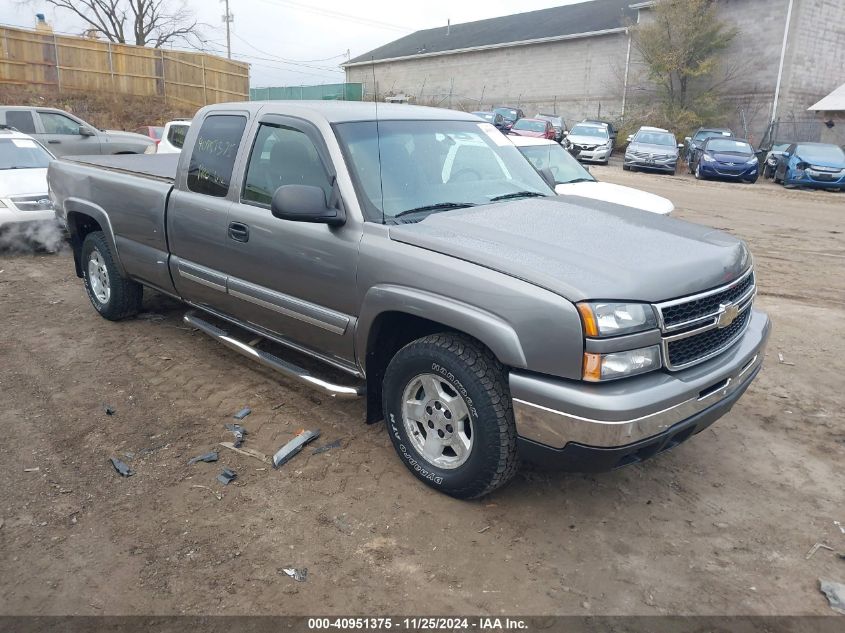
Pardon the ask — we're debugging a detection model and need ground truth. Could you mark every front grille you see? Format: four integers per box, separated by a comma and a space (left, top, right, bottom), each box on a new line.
629, 150, 673, 161
575, 144, 599, 151
10, 194, 52, 211
667, 308, 750, 367
661, 271, 754, 328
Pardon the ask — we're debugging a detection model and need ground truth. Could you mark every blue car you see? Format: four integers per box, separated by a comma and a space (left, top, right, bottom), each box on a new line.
773, 142, 845, 190
691, 137, 758, 183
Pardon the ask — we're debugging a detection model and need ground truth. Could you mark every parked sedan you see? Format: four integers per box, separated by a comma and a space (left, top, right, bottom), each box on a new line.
493, 106, 524, 131
0, 106, 156, 157
470, 111, 509, 133
624, 127, 681, 173
684, 127, 732, 169
158, 119, 191, 154
511, 136, 674, 214
508, 118, 556, 140
691, 137, 758, 183
0, 126, 59, 247
773, 143, 845, 190
567, 122, 613, 164
534, 114, 566, 142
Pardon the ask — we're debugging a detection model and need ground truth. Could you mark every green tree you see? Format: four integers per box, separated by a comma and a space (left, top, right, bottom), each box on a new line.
626, 0, 737, 134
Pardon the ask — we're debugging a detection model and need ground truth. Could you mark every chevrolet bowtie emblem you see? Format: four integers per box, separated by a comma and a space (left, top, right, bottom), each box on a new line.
717, 302, 739, 328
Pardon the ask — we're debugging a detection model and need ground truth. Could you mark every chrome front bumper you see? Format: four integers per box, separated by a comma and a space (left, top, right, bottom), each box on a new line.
510, 309, 770, 450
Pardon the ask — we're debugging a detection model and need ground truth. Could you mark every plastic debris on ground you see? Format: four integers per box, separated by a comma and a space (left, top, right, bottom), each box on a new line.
187, 451, 219, 466
819, 579, 845, 615
104, 405, 116, 416
312, 439, 342, 455
272, 429, 321, 468
224, 423, 248, 448
280, 567, 308, 582
217, 467, 237, 485
233, 407, 252, 420
109, 457, 134, 477
219, 442, 268, 464
807, 543, 835, 559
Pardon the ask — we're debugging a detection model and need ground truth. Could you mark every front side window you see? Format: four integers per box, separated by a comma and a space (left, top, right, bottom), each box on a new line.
334, 120, 553, 222
187, 115, 246, 197
6, 111, 36, 134
40, 112, 82, 135
0, 138, 53, 169
242, 123, 332, 206
519, 144, 594, 185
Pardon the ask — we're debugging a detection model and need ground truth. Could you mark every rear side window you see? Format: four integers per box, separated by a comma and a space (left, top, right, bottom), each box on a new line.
5, 110, 36, 134
187, 115, 246, 197
242, 123, 332, 206
167, 124, 189, 149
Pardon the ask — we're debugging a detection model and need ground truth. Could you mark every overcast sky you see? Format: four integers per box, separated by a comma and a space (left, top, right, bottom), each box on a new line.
1, 0, 585, 87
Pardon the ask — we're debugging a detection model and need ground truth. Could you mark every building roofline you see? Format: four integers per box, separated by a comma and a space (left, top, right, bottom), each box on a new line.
342, 26, 628, 68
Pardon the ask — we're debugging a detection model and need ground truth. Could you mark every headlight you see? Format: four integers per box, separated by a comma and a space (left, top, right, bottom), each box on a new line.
583, 346, 662, 382
746, 157, 758, 165
702, 154, 715, 162
605, 141, 613, 149
577, 302, 657, 338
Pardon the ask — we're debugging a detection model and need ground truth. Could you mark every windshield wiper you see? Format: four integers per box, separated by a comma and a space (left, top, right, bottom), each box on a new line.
490, 191, 547, 202
563, 178, 593, 184
393, 202, 476, 219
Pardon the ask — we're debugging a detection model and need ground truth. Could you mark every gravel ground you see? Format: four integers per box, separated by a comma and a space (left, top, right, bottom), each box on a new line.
0, 168, 843, 616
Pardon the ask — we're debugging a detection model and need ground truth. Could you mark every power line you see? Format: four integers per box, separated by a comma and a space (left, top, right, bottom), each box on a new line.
230, 31, 346, 64
252, 0, 411, 32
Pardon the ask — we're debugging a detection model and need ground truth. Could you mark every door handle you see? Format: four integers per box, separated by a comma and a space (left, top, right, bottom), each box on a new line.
47, 140, 61, 144
228, 221, 249, 243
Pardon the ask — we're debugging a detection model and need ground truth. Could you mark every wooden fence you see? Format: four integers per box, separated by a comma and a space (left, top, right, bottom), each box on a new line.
0, 25, 249, 108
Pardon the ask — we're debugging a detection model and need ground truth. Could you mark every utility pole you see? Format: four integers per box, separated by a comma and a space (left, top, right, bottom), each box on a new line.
221, 0, 233, 59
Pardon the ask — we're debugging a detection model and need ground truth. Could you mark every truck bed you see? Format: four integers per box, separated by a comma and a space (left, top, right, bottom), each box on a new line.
63, 153, 179, 182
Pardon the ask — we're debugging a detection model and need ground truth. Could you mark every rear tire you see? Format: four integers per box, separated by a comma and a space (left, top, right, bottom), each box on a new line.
694, 163, 704, 180
382, 333, 518, 499
623, 164, 631, 171
81, 231, 143, 321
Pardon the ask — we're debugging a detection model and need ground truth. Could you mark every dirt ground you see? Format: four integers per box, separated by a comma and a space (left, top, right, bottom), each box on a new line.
1, 167, 843, 616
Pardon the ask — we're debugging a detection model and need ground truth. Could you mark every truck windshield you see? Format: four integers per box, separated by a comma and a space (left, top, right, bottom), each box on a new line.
0, 138, 52, 170
517, 143, 594, 185
334, 120, 553, 223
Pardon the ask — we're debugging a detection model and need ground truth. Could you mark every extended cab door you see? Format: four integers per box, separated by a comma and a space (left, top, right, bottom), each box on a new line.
223, 114, 360, 369
35, 110, 101, 156
167, 111, 249, 317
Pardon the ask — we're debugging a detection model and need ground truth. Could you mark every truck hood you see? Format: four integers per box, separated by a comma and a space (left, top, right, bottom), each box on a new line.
389, 198, 749, 303
0, 167, 48, 196
554, 182, 674, 215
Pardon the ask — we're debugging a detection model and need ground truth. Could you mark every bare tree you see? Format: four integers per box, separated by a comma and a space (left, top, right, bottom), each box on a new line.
35, 0, 202, 47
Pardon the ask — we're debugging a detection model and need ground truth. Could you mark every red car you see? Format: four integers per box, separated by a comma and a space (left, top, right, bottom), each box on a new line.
134, 125, 164, 146
508, 118, 556, 140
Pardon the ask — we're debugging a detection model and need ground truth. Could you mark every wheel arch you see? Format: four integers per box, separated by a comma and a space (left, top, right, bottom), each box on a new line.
357, 285, 528, 424
64, 200, 125, 278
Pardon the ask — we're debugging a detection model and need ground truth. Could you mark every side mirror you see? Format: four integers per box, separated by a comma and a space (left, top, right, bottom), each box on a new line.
271, 184, 344, 226
627, 135, 633, 143
79, 126, 96, 137
678, 143, 684, 149
684, 136, 692, 142
561, 130, 568, 137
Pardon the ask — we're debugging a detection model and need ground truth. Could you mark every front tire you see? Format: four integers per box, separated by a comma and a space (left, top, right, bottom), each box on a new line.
81, 231, 143, 321
694, 162, 704, 180
382, 333, 518, 499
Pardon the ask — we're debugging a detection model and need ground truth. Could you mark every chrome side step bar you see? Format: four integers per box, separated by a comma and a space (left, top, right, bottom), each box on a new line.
184, 311, 364, 399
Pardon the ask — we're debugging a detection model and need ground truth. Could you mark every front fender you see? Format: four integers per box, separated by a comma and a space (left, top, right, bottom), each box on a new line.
356, 284, 528, 370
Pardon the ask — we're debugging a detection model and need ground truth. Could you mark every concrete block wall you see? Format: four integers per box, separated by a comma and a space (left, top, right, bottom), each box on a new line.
345, 31, 629, 127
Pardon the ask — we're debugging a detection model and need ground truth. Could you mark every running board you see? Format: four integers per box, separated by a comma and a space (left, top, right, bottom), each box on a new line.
184, 311, 364, 399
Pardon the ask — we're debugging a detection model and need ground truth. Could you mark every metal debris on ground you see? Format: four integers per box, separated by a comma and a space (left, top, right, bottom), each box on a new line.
224, 423, 248, 448
24, 467, 40, 473
217, 467, 237, 485
187, 451, 219, 466
109, 457, 134, 477
190, 484, 222, 501
477, 525, 491, 534
819, 579, 845, 615
806, 542, 835, 559
312, 439, 342, 455
104, 405, 116, 416
233, 407, 252, 420
219, 442, 269, 464
835, 520, 845, 534
777, 352, 795, 366
280, 567, 308, 582
272, 429, 321, 468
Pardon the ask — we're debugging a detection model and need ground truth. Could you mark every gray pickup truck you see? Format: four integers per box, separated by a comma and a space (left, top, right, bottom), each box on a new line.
48, 102, 770, 499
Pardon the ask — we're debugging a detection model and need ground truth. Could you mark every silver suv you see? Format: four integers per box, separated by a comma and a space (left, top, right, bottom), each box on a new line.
624, 126, 681, 174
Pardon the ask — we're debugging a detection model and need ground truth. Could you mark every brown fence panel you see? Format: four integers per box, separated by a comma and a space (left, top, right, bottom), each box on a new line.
0, 25, 249, 106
